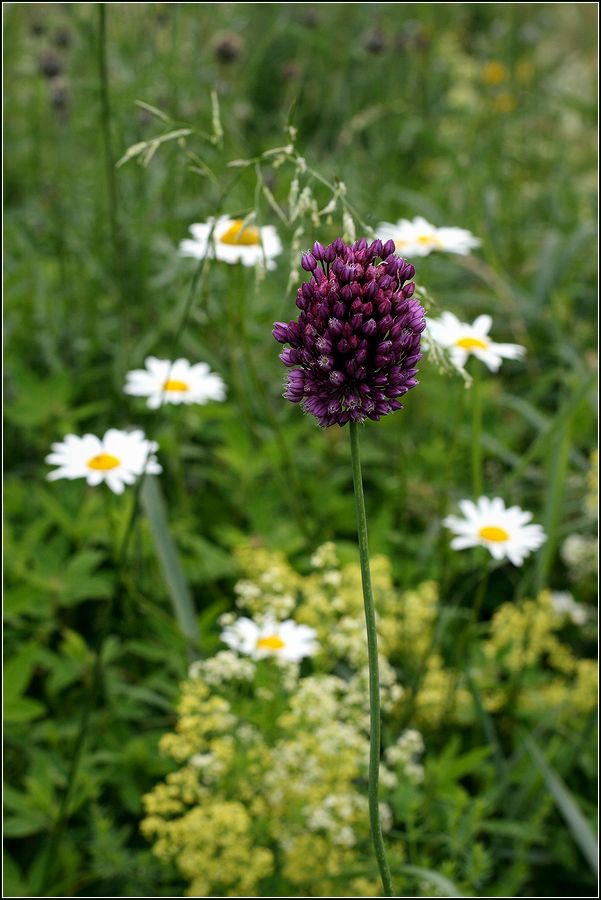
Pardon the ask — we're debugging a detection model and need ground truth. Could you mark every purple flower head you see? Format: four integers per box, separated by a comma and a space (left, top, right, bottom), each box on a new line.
273, 238, 426, 427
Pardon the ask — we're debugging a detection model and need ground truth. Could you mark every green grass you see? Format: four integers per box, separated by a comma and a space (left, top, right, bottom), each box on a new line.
4, 3, 597, 897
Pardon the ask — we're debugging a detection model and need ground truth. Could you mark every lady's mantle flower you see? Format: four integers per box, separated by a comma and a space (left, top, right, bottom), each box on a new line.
179, 216, 282, 269
443, 496, 546, 566
427, 311, 525, 372
549, 591, 590, 626
376, 216, 481, 257
124, 357, 226, 409
46, 429, 161, 494
221, 616, 318, 662
273, 238, 426, 426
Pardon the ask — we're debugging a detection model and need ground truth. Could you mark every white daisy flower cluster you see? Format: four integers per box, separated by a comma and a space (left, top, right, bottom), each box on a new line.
372, 215, 543, 570
376, 215, 481, 258
443, 496, 546, 566
179, 215, 283, 270
47, 356, 225, 492
124, 357, 226, 409
220, 616, 318, 663
46, 429, 161, 495
427, 311, 526, 374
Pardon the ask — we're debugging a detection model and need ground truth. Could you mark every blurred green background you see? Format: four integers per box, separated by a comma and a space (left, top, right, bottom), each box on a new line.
4, 3, 597, 897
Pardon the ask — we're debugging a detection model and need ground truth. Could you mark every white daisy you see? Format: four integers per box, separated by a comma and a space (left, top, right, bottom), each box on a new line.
46, 428, 161, 495
376, 215, 481, 257
443, 496, 546, 566
427, 311, 526, 373
179, 215, 282, 269
220, 616, 318, 662
124, 356, 226, 410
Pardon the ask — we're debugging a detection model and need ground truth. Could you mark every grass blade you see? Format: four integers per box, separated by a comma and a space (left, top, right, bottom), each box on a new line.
523, 733, 598, 875
396, 864, 466, 897
140, 475, 199, 659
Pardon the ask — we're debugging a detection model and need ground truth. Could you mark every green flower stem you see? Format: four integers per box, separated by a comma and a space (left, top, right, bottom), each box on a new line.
349, 421, 394, 898
471, 364, 483, 498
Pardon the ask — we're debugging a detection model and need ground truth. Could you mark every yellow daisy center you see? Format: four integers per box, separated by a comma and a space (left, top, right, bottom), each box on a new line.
479, 525, 509, 543
87, 453, 120, 471
257, 635, 285, 651
455, 336, 489, 351
163, 379, 189, 392
417, 234, 443, 247
219, 220, 261, 246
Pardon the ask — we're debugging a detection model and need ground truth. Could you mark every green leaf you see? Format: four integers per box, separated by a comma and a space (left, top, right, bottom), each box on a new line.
4, 805, 48, 837
3, 852, 30, 897
523, 733, 598, 875
4, 696, 46, 724
140, 476, 199, 657
4, 642, 40, 702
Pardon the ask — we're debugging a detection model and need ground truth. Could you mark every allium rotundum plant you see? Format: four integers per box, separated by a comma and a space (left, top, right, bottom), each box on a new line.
273, 237, 425, 426
273, 237, 426, 897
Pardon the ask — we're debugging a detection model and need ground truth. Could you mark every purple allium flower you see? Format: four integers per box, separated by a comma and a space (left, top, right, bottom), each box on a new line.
273, 238, 426, 427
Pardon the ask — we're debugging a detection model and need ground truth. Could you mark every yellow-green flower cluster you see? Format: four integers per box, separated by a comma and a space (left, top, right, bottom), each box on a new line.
141, 543, 597, 896
476, 590, 598, 718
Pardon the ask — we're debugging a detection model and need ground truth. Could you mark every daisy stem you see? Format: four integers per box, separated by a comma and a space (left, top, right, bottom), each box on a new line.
349, 422, 394, 898
471, 365, 483, 497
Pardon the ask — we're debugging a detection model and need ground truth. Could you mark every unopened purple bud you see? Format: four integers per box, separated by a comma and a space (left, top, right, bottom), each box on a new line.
382, 239, 396, 258
301, 252, 317, 271
312, 241, 326, 261
402, 282, 415, 298
333, 301, 346, 318
332, 237, 346, 255
363, 318, 377, 336
328, 317, 343, 336
370, 239, 383, 258
279, 348, 297, 366
316, 335, 332, 353
273, 322, 289, 343
324, 244, 336, 263
379, 314, 393, 333
329, 370, 345, 386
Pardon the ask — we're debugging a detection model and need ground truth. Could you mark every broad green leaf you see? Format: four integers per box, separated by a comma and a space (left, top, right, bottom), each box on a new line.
140, 476, 199, 657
